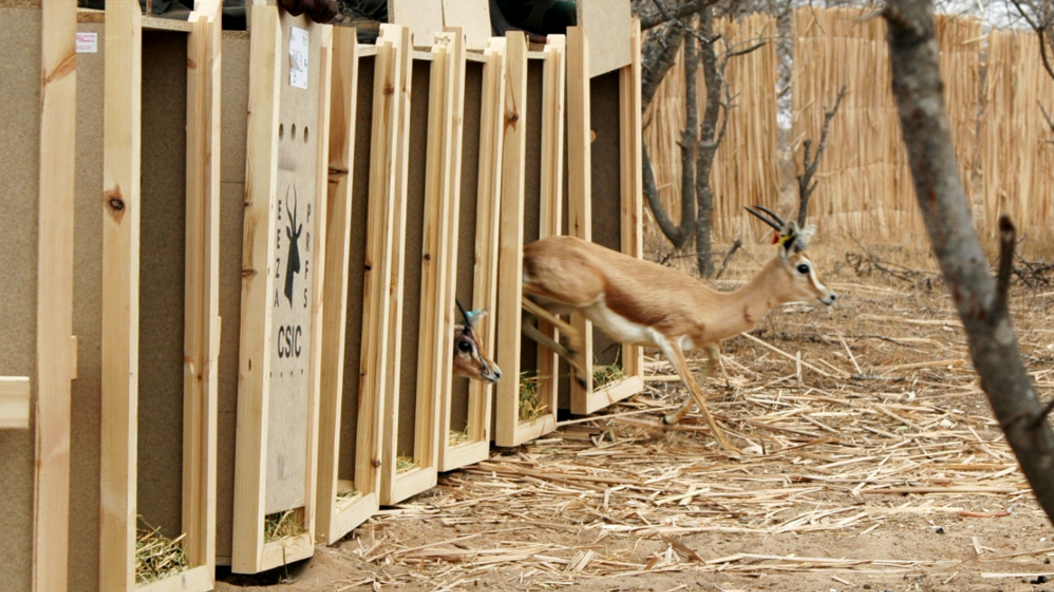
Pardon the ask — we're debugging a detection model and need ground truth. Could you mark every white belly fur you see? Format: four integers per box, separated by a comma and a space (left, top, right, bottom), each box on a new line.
583, 300, 653, 346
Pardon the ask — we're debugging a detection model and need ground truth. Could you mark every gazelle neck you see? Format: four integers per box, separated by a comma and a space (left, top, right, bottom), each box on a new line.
698, 256, 785, 342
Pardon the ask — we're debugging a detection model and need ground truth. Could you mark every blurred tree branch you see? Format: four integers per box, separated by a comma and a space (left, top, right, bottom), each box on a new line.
885, 0, 1054, 526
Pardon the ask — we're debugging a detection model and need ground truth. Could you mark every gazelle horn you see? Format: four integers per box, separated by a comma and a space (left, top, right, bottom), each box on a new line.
745, 205, 783, 232
456, 298, 474, 329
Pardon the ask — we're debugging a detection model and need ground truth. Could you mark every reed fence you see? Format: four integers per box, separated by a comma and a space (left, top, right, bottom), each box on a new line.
644, 7, 1054, 250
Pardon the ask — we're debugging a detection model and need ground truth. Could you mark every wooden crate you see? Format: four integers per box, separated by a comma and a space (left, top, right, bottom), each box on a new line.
493, 35, 565, 448
90, 1, 223, 590
564, 22, 646, 416
230, 6, 332, 574
314, 29, 383, 546
440, 37, 507, 469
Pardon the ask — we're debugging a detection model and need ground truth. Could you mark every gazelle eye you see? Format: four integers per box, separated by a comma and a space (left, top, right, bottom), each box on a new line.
796, 263, 810, 274
457, 340, 473, 353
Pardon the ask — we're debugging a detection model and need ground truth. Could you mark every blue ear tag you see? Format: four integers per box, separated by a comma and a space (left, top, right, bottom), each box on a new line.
466, 309, 484, 323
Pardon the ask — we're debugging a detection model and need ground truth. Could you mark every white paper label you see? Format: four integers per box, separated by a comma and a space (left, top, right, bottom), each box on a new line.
289, 27, 309, 90
76, 32, 98, 54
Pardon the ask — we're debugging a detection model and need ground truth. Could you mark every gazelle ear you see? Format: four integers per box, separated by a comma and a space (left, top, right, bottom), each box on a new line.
795, 224, 816, 251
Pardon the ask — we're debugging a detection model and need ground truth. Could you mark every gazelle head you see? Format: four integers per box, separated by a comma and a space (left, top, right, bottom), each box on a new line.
746, 205, 837, 307
452, 299, 503, 383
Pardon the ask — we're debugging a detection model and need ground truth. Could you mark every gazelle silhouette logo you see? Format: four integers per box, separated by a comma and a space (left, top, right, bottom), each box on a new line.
283, 185, 304, 308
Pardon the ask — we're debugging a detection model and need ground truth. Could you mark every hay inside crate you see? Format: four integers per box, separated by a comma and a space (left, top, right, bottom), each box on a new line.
396, 456, 418, 473
518, 372, 548, 422
448, 428, 471, 446
263, 509, 306, 543
135, 517, 190, 584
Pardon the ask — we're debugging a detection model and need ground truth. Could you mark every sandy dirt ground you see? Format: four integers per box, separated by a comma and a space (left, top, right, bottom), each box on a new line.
214, 239, 1054, 592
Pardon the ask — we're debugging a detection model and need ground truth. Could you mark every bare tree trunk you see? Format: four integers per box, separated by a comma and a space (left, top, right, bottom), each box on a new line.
885, 0, 1054, 526
677, 25, 700, 250
640, 21, 692, 248
694, 7, 720, 277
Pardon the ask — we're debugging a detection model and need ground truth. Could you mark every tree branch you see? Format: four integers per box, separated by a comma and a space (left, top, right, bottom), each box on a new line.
885, 0, 1054, 527
640, 0, 714, 30
797, 85, 846, 226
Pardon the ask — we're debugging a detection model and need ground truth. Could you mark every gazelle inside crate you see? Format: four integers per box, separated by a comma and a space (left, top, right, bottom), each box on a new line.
452, 299, 503, 384
519, 205, 836, 451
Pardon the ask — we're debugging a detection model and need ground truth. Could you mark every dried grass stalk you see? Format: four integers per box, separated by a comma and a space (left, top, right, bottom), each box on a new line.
448, 429, 471, 446
519, 372, 548, 422
264, 509, 305, 542
396, 456, 418, 472
135, 516, 190, 584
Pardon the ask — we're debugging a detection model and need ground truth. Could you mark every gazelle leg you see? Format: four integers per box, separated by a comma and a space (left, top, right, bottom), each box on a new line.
665, 343, 719, 425
659, 341, 738, 452
521, 297, 581, 353
521, 315, 589, 388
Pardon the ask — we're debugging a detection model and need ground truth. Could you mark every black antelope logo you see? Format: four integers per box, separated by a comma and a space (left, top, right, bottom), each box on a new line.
284, 185, 303, 307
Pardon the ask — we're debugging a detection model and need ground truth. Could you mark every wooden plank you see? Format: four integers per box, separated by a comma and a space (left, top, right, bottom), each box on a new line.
99, 0, 142, 589
302, 18, 333, 557
493, 32, 529, 449
565, 26, 593, 412
531, 34, 565, 438
355, 23, 402, 510
576, 0, 631, 77
33, 2, 76, 590
316, 26, 363, 546
435, 27, 469, 469
134, 565, 212, 592
388, 0, 443, 49
182, 0, 222, 579
618, 18, 644, 380
442, 0, 492, 51
0, 377, 30, 430
231, 5, 281, 574
419, 31, 464, 474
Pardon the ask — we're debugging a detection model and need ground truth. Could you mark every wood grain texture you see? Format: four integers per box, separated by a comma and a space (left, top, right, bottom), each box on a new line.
231, 5, 281, 573
99, 0, 141, 589
565, 26, 593, 410
182, 0, 222, 578
33, 2, 76, 589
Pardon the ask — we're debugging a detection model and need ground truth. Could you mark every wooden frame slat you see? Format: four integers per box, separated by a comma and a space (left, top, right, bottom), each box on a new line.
99, 0, 142, 589
33, 1, 77, 589
231, 6, 282, 573
617, 18, 645, 382
565, 26, 595, 412
181, 0, 223, 581
493, 35, 565, 448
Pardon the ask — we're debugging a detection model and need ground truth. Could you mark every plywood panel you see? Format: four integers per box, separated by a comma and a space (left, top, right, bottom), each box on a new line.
0, 8, 40, 592
442, 0, 491, 51
138, 29, 189, 542
395, 59, 432, 459
216, 32, 251, 565
70, 20, 105, 591
577, 0, 630, 78
389, 0, 443, 48
337, 54, 375, 489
